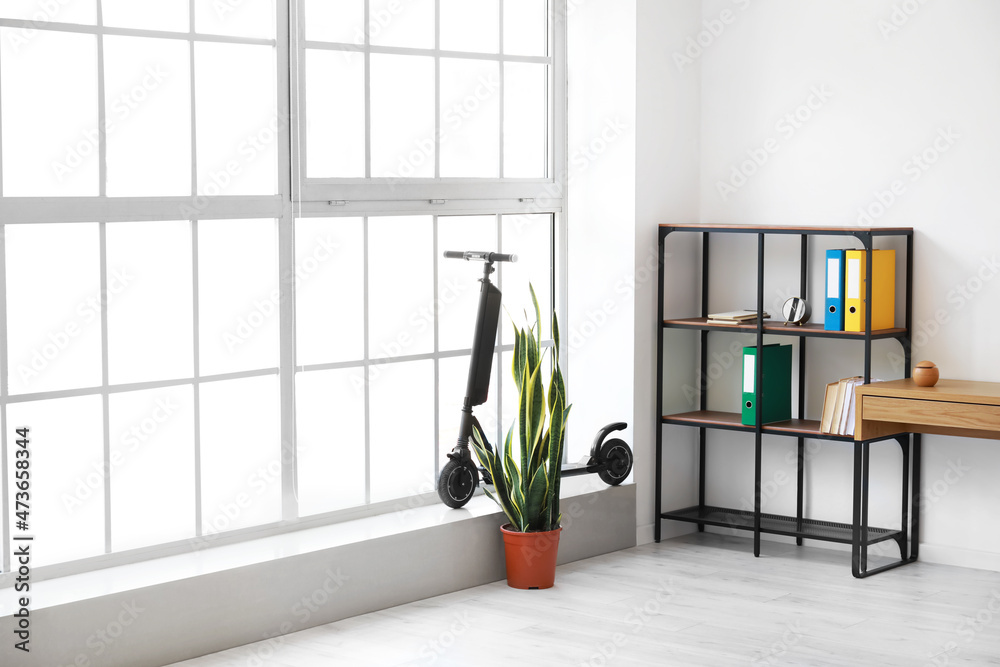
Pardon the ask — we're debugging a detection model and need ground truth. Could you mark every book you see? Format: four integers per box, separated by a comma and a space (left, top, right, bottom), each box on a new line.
708, 309, 770, 324
819, 381, 839, 433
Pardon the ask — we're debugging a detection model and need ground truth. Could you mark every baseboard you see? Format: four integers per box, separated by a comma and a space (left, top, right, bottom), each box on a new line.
918, 543, 1000, 573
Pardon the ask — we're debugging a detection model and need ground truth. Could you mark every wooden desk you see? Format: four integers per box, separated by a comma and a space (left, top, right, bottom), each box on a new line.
855, 378, 1000, 441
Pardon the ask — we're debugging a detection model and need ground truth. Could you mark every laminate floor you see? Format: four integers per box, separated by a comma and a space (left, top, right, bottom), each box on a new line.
168, 533, 1000, 666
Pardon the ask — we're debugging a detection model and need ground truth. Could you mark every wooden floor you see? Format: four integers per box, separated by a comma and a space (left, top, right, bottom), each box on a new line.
169, 533, 1000, 666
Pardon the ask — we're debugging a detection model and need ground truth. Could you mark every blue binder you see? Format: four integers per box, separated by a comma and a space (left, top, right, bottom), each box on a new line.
824, 249, 846, 331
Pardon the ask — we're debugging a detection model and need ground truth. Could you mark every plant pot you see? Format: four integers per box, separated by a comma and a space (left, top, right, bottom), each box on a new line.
500, 524, 562, 589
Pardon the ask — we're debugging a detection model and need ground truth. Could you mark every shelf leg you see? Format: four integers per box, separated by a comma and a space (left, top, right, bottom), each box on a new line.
698, 428, 706, 533
852, 440, 863, 577
897, 434, 910, 561
796, 437, 804, 546
912, 433, 922, 559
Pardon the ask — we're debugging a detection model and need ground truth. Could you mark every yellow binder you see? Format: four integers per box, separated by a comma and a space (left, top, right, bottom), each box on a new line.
845, 249, 895, 332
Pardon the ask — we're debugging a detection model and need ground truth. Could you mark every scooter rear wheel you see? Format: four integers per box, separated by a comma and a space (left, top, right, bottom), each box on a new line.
437, 459, 479, 508
597, 438, 633, 486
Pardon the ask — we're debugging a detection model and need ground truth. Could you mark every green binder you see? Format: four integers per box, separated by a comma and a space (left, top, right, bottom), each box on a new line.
741, 344, 792, 426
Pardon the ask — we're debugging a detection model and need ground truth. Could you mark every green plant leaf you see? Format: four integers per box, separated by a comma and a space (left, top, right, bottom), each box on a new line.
530, 283, 542, 350
523, 465, 549, 531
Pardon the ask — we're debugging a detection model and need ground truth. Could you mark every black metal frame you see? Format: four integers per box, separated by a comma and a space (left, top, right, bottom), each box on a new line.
654, 224, 918, 578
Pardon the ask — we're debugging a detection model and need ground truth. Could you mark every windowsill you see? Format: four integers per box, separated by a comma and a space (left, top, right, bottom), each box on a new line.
1, 476, 622, 616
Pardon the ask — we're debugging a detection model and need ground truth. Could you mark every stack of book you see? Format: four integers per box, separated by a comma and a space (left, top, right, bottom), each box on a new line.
708, 310, 770, 325
820, 377, 881, 435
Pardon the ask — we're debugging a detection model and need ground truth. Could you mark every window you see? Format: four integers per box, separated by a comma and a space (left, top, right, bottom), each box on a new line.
0, 1, 565, 579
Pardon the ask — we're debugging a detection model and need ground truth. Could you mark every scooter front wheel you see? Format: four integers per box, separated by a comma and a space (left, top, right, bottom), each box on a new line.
437, 459, 479, 508
597, 438, 633, 486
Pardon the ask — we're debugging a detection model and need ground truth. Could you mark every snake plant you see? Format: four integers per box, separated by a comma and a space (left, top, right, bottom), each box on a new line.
471, 285, 569, 533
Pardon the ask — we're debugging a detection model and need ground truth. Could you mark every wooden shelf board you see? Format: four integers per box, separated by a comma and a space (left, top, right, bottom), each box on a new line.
662, 317, 907, 339
662, 410, 854, 441
659, 223, 913, 235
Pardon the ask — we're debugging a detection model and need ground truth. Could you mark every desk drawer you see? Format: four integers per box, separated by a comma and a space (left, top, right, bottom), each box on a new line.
863, 396, 1000, 433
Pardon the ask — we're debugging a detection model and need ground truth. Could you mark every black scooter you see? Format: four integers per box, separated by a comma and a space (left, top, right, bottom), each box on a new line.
436, 250, 634, 509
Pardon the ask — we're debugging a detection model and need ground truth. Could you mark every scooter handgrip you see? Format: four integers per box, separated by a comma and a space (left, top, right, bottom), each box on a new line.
443, 251, 466, 259
490, 253, 518, 263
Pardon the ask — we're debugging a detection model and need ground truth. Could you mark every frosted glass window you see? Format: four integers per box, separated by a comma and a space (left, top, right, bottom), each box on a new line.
369, 0, 434, 49
370, 54, 435, 178
5, 224, 102, 395
200, 375, 281, 534
441, 0, 499, 54
306, 49, 365, 178
504, 0, 547, 56
369, 360, 434, 502
437, 216, 497, 351
8, 396, 105, 567
295, 218, 365, 366
0, 0, 96, 24
0, 29, 98, 196
305, 0, 364, 43
195, 43, 278, 196
104, 36, 191, 197
501, 214, 551, 340
438, 354, 498, 469
195, 0, 275, 39
368, 216, 433, 358
296, 369, 366, 515
109, 386, 195, 552
440, 59, 500, 177
198, 219, 278, 376
102, 0, 188, 32
503, 62, 547, 178
106, 221, 193, 384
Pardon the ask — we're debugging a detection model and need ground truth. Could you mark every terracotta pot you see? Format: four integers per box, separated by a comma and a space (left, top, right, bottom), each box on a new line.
500, 525, 562, 589
913, 361, 939, 387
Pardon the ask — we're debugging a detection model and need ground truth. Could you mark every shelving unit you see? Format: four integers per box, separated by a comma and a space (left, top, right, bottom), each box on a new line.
654, 223, 921, 578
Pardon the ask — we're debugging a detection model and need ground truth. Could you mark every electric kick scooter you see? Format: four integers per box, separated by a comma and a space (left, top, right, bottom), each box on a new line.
436, 250, 634, 509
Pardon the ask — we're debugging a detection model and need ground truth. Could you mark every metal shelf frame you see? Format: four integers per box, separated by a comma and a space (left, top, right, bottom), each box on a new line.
654, 224, 919, 578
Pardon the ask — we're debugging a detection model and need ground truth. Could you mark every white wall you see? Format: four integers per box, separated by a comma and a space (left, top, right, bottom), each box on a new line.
637, 0, 1000, 569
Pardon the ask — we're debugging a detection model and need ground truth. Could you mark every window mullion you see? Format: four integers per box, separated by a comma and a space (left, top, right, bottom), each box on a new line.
99, 222, 112, 554
192, 220, 204, 536
364, 0, 372, 180
0, 223, 8, 573
362, 216, 371, 505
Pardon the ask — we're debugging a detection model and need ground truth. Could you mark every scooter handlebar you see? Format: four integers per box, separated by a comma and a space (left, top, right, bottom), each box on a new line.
443, 250, 518, 263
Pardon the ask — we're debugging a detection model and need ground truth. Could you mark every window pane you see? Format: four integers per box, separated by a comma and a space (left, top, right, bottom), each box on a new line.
195, 0, 275, 39
369, 0, 434, 49
501, 214, 551, 340
198, 219, 278, 376
437, 215, 497, 351
102, 0, 188, 32
438, 354, 499, 470
504, 0, 547, 56
295, 218, 364, 366
369, 360, 434, 502
503, 62, 547, 178
1, 30, 98, 196
109, 386, 195, 552
441, 0, 498, 54
6, 224, 102, 395
368, 216, 433, 358
306, 49, 365, 178
305, 0, 363, 43
104, 36, 191, 196
107, 221, 193, 384
8, 396, 105, 567
440, 59, 500, 178
370, 54, 435, 178
200, 375, 281, 534
0, 0, 95, 24
195, 43, 278, 196
296, 369, 365, 515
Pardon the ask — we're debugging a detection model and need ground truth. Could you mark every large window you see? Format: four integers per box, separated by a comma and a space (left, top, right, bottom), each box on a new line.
0, 0, 565, 580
